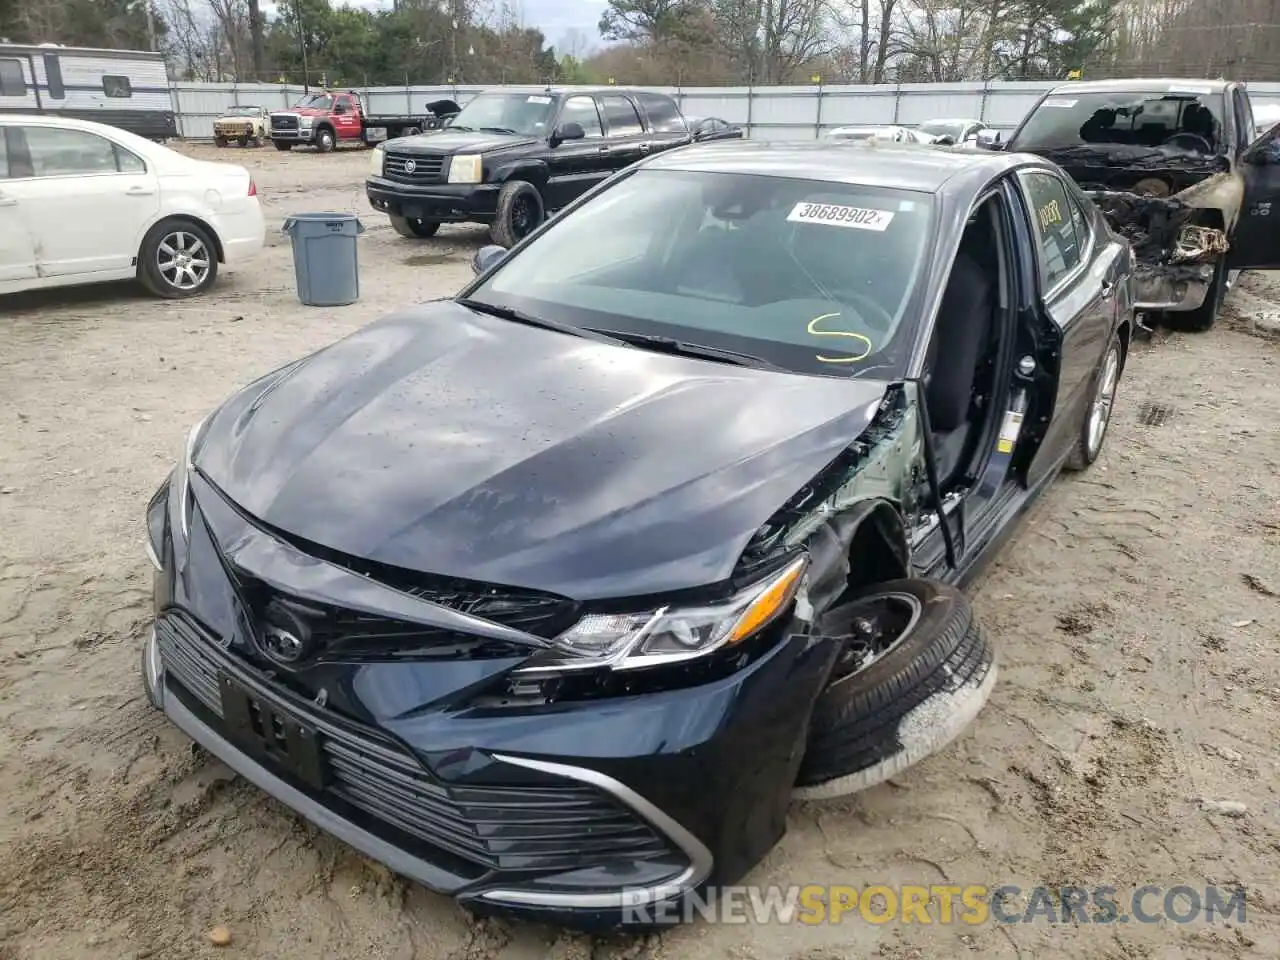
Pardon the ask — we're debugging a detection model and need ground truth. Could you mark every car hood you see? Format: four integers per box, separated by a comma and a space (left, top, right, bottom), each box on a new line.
387, 131, 539, 156
194, 301, 890, 601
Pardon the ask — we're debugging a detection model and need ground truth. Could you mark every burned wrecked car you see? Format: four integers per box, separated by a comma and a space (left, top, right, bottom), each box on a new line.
1003, 79, 1280, 331
142, 141, 1132, 928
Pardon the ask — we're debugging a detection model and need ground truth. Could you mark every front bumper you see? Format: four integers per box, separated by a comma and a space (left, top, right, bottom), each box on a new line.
1133, 261, 1214, 312
270, 127, 314, 143
142, 603, 829, 927
367, 176, 500, 224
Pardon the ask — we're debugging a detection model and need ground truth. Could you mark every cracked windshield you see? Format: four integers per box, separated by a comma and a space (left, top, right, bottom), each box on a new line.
446, 92, 556, 134
1014, 89, 1227, 155
471, 168, 933, 378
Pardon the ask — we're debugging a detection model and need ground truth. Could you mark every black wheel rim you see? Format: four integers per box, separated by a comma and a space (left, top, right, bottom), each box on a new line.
826, 592, 922, 681
511, 195, 537, 237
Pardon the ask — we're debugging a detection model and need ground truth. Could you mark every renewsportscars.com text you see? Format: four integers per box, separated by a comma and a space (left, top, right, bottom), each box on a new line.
622, 884, 1248, 925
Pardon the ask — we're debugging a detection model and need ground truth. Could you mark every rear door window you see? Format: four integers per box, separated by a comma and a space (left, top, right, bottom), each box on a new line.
600, 96, 643, 137
635, 93, 686, 133
1020, 171, 1082, 290
23, 126, 125, 176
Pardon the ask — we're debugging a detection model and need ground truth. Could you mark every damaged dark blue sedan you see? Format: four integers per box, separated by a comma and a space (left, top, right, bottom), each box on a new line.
142, 140, 1133, 928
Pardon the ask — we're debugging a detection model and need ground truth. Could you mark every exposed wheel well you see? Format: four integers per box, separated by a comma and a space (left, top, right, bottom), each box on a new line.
141, 215, 225, 264
841, 505, 911, 598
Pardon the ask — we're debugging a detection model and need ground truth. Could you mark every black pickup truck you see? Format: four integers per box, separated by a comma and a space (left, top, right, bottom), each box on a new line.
1000, 78, 1280, 331
365, 86, 697, 246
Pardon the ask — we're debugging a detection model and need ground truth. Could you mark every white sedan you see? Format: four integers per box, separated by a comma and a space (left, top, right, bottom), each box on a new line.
0, 115, 265, 298
824, 125, 922, 143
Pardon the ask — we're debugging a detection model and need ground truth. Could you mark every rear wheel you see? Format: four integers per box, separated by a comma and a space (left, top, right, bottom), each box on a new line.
138, 220, 219, 299
489, 180, 545, 248
214, 135, 227, 148
794, 579, 996, 799
1164, 255, 1226, 332
315, 128, 336, 153
274, 140, 292, 151
389, 215, 440, 239
1065, 329, 1123, 471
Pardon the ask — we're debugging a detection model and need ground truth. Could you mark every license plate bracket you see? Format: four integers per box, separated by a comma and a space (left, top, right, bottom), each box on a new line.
218, 674, 327, 791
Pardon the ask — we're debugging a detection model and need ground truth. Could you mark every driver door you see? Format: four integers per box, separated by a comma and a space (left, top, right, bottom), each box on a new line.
332, 95, 361, 141
1228, 124, 1280, 269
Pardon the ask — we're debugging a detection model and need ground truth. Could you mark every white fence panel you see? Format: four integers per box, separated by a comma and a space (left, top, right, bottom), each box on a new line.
168, 79, 1280, 140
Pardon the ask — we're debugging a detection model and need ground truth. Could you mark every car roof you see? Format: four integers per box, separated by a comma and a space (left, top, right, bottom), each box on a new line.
0, 112, 132, 133
1047, 78, 1231, 96
641, 140, 1023, 194
920, 117, 982, 125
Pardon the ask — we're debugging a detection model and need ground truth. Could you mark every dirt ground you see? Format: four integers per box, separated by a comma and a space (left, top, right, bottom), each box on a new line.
1, 143, 1278, 960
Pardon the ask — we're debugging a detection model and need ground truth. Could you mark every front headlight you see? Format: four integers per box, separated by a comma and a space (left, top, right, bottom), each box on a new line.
299, 116, 314, 128
448, 154, 483, 184
526, 555, 807, 673
369, 145, 384, 176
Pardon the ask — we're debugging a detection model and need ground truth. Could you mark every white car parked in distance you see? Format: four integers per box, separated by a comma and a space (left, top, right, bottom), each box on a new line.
0, 115, 265, 299
824, 124, 922, 143
915, 118, 1001, 146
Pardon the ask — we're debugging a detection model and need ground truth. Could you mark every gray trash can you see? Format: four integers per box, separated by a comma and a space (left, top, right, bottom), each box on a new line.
282, 212, 365, 306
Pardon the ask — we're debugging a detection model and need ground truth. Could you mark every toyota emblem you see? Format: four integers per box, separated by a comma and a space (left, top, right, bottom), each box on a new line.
261, 624, 307, 664
403, 159, 417, 173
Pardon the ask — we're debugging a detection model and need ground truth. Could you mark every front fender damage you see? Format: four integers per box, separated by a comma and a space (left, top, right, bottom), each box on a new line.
737, 383, 925, 626
1087, 170, 1241, 311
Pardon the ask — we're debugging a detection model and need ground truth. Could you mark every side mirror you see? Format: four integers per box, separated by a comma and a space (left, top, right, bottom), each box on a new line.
975, 129, 1002, 149
553, 121, 585, 144
471, 244, 508, 275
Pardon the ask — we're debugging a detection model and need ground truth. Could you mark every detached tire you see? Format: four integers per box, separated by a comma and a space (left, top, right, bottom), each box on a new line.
489, 180, 545, 248
389, 215, 441, 239
1164, 255, 1226, 332
794, 579, 997, 800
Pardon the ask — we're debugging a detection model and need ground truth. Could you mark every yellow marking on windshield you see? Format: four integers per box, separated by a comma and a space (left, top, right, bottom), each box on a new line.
806, 313, 873, 363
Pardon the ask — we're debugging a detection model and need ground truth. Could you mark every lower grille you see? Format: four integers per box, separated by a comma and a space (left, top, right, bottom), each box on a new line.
383, 152, 446, 184
156, 613, 674, 874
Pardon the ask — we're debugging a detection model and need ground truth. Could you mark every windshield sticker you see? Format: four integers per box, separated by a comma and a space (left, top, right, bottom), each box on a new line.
1042, 98, 1078, 108
787, 202, 894, 231
1037, 198, 1063, 230
527, 95, 552, 104
806, 313, 874, 363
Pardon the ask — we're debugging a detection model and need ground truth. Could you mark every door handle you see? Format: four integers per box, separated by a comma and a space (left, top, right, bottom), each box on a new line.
639, 142, 651, 154
127, 187, 155, 196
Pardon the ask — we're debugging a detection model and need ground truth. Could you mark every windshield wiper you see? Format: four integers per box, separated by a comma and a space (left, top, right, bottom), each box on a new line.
601, 330, 783, 370
456, 298, 629, 345
448, 124, 474, 132
479, 126, 519, 134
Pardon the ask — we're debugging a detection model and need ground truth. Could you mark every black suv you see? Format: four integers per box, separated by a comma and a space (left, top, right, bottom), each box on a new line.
366, 86, 695, 246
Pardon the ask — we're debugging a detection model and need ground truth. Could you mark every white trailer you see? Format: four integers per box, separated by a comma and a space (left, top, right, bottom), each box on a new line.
0, 43, 176, 140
